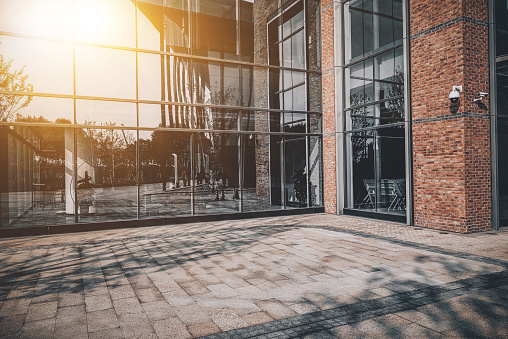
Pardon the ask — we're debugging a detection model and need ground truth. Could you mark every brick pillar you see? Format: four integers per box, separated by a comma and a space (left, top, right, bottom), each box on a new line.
410, 0, 491, 232
321, 0, 337, 214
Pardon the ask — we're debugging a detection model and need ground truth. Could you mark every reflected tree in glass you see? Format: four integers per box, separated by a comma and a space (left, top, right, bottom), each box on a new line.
0, 45, 34, 122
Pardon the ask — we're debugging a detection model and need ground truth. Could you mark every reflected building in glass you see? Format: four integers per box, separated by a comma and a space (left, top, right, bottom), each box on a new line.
0, 0, 323, 230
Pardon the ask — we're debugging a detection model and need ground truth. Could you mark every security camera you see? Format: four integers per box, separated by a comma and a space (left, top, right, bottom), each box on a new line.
478, 92, 488, 98
449, 86, 462, 104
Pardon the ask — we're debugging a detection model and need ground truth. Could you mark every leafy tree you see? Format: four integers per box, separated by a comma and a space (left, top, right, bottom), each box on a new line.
0, 44, 34, 122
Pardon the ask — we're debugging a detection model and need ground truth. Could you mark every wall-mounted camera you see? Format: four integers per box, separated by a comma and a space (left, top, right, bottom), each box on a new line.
474, 92, 488, 102
449, 86, 462, 104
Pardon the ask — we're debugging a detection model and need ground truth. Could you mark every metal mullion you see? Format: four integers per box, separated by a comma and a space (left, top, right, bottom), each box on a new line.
489, 0, 499, 230
72, 0, 78, 223
135, 0, 140, 220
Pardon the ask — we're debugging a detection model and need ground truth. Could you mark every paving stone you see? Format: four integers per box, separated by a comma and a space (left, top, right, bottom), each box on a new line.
142, 300, 176, 321
254, 300, 298, 320
112, 297, 145, 315
173, 304, 211, 325
187, 321, 222, 337
85, 293, 113, 312
54, 323, 88, 339
162, 290, 194, 307
58, 292, 85, 307
109, 284, 137, 301
0, 314, 25, 336
117, 312, 155, 338
0, 298, 31, 316
134, 287, 165, 303
87, 308, 119, 333
241, 311, 275, 325
207, 283, 239, 298
152, 317, 191, 339
56, 304, 86, 327
25, 300, 58, 322
20, 318, 55, 339
210, 308, 249, 331
88, 327, 124, 339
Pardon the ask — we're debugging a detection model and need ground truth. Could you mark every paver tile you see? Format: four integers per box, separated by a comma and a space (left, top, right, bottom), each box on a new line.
152, 317, 191, 339
142, 300, 176, 321
87, 308, 119, 333
25, 300, 57, 322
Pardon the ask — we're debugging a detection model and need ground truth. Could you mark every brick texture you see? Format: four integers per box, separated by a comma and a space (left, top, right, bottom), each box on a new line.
411, 0, 491, 233
321, 1, 337, 214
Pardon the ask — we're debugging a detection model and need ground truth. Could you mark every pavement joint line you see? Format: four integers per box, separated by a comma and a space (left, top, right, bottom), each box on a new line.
198, 270, 508, 339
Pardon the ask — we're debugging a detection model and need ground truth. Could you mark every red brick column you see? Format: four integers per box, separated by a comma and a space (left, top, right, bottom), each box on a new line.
410, 0, 491, 232
321, 0, 337, 214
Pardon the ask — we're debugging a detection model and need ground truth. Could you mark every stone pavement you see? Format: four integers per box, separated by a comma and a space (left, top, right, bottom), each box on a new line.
0, 213, 507, 338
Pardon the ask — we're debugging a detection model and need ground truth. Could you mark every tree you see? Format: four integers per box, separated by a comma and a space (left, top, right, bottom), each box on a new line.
0, 44, 34, 122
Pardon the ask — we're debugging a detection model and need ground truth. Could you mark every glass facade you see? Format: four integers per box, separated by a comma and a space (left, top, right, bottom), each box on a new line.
343, 0, 406, 215
0, 0, 322, 229
495, 0, 508, 226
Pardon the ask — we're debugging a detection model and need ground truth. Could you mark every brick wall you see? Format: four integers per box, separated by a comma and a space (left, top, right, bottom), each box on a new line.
321, 0, 337, 214
410, 0, 491, 233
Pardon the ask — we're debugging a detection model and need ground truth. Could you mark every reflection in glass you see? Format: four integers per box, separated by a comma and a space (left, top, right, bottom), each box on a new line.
14, 97, 74, 124
75, 0, 136, 47
75, 46, 136, 99
0, 0, 73, 40
0, 125, 74, 228
194, 132, 240, 215
77, 128, 137, 221
139, 130, 192, 218
0, 36, 73, 95
76, 100, 137, 127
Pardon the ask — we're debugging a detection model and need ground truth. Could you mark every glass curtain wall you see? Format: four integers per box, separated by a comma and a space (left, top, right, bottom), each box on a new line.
495, 0, 508, 226
0, 0, 322, 229
343, 0, 406, 215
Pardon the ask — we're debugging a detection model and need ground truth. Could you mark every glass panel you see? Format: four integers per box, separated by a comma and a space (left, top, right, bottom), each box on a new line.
75, 0, 136, 47
376, 125, 405, 213
0, 0, 73, 40
374, 0, 392, 16
193, 61, 240, 106
191, 0, 237, 56
194, 132, 240, 215
375, 50, 395, 81
364, 13, 373, 56
167, 56, 192, 105
349, 130, 375, 209
195, 108, 239, 131
242, 66, 254, 107
0, 125, 74, 228
240, 0, 254, 61
292, 30, 306, 69
308, 136, 323, 207
138, 52, 163, 102
75, 46, 136, 100
165, 1, 190, 51
10, 96, 74, 124
139, 104, 167, 128
346, 106, 376, 131
393, 0, 403, 19
284, 113, 307, 133
499, 117, 508, 225
270, 135, 283, 206
77, 128, 137, 222
0, 36, 73, 95
285, 135, 308, 207
242, 134, 279, 211
76, 100, 137, 127
350, 9, 364, 60
242, 111, 269, 132
139, 130, 192, 218
374, 14, 394, 51
136, 0, 163, 51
